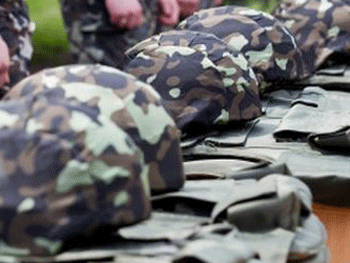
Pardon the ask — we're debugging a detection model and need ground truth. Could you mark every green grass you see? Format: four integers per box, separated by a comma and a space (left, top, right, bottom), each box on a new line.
26, 0, 70, 71
224, 0, 278, 13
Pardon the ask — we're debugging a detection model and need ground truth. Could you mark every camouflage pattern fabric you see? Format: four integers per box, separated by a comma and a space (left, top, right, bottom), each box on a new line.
4, 64, 185, 193
272, 0, 350, 74
124, 30, 262, 135
59, 0, 159, 69
0, 90, 152, 256
177, 6, 308, 88
58, 0, 223, 70
0, 0, 33, 92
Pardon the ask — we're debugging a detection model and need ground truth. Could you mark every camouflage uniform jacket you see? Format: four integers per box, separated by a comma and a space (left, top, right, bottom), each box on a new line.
59, 0, 159, 69
59, 0, 221, 33
59, 0, 157, 33
59, 0, 221, 69
0, 0, 33, 91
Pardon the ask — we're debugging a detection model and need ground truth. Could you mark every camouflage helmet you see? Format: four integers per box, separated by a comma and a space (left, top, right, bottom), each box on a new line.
177, 6, 308, 86
124, 30, 262, 135
4, 65, 185, 193
0, 94, 151, 256
272, 0, 350, 73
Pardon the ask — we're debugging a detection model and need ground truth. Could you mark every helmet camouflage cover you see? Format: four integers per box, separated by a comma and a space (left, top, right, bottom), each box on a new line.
0, 92, 151, 256
273, 0, 350, 73
125, 30, 262, 135
178, 6, 308, 85
4, 64, 185, 193
0, 65, 186, 256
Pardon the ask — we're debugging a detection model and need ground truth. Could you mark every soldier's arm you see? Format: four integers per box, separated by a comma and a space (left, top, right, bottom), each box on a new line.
158, 0, 180, 26
177, 0, 200, 16
176, 0, 222, 17
105, 0, 143, 30
0, 36, 10, 89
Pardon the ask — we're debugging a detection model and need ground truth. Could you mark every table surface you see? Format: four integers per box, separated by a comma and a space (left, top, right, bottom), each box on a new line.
313, 203, 350, 263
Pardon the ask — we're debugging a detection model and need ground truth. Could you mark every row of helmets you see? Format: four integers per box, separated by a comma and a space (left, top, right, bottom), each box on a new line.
0, 0, 346, 257
125, 0, 350, 136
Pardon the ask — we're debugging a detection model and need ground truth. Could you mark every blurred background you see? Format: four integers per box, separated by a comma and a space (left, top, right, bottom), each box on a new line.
27, 0, 70, 71
26, 0, 278, 72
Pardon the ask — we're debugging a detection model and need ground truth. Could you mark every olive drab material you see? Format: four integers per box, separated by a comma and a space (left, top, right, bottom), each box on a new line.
0, 0, 33, 91
0, 91, 152, 256
177, 6, 308, 87
273, 86, 350, 142
0, 173, 327, 262
180, 85, 350, 207
124, 30, 262, 135
152, 175, 327, 263
295, 64, 350, 89
3, 65, 185, 193
272, 0, 350, 74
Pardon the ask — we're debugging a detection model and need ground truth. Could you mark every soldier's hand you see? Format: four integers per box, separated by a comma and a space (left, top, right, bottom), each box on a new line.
0, 36, 10, 88
105, 0, 143, 30
177, 0, 199, 16
158, 0, 180, 26
214, 0, 223, 6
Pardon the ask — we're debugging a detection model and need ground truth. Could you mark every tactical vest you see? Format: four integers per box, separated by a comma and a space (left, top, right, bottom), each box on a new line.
0, 67, 333, 262
0, 173, 328, 263
182, 80, 350, 206
0, 74, 330, 262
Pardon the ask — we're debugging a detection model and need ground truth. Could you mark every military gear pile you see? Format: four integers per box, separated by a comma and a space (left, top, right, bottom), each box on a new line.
125, 30, 262, 135
177, 5, 308, 87
273, 0, 350, 74
0, 62, 330, 262
0, 172, 329, 262
0, 65, 184, 256
0, 2, 342, 262
181, 83, 350, 206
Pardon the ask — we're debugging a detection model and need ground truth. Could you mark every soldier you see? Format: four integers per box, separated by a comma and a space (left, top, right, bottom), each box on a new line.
59, 0, 181, 70
124, 30, 262, 136
0, 0, 33, 94
177, 6, 308, 89
58, 0, 224, 70
0, 64, 184, 256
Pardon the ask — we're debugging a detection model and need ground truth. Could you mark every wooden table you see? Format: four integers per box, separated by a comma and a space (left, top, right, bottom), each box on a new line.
313, 203, 350, 263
